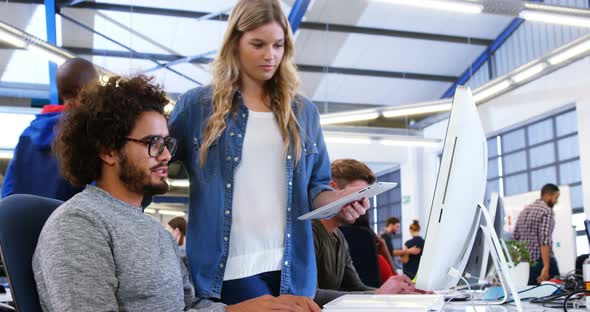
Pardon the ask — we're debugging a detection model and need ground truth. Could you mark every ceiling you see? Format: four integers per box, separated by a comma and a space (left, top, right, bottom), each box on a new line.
0, 0, 588, 128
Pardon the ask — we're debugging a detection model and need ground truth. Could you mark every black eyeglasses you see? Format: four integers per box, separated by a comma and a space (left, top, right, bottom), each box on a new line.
125, 136, 178, 158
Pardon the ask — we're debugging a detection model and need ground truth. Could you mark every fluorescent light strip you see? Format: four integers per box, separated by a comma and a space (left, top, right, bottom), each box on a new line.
548, 40, 590, 65
320, 111, 380, 125
473, 80, 511, 103
168, 179, 190, 188
324, 137, 372, 145
382, 103, 452, 118
524, 3, 590, 16
382, 0, 483, 14
0, 150, 13, 159
27, 44, 67, 65
520, 10, 590, 28
511, 63, 547, 83
380, 139, 440, 148
144, 208, 156, 214
158, 210, 186, 216
325, 136, 441, 147
0, 31, 26, 48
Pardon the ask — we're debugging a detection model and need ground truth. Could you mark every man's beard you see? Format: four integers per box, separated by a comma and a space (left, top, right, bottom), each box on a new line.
119, 152, 169, 196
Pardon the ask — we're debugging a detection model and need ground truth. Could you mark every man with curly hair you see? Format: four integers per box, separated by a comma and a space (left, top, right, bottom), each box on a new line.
1, 57, 99, 200
32, 75, 319, 312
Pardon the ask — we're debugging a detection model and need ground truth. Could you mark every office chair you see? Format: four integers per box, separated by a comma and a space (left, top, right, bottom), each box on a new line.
0, 194, 63, 312
339, 225, 381, 288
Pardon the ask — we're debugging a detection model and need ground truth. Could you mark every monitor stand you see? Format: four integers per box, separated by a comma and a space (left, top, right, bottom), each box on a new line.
473, 203, 523, 312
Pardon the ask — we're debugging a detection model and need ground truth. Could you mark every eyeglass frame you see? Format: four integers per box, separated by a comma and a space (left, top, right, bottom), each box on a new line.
124, 135, 177, 158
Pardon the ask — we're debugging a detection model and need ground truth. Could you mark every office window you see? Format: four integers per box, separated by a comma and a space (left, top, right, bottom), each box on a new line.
485, 108, 585, 255
372, 170, 401, 232
502, 129, 526, 153
503, 151, 527, 175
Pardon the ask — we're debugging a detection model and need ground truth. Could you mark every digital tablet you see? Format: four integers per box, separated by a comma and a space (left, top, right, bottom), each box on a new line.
297, 182, 398, 220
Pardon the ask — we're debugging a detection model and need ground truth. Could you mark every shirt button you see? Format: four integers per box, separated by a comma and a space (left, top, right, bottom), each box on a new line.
225, 210, 230, 215
234, 157, 239, 162
230, 132, 235, 136
226, 184, 232, 189
226, 156, 231, 161
224, 236, 229, 241
284, 261, 289, 266
288, 181, 292, 186
242, 113, 246, 118
237, 133, 242, 138
219, 263, 224, 268
287, 207, 291, 212
287, 155, 292, 160
287, 233, 291, 238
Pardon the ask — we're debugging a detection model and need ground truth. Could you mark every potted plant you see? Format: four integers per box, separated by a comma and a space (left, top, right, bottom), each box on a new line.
504, 240, 534, 288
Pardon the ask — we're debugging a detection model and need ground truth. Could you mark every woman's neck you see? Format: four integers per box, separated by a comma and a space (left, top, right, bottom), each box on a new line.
239, 79, 271, 112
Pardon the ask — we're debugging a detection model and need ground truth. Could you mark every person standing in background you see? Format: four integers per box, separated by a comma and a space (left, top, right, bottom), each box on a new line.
2, 58, 99, 201
402, 220, 424, 279
513, 183, 561, 285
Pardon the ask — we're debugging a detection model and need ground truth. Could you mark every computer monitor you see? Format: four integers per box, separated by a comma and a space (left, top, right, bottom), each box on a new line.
415, 86, 488, 291
464, 192, 505, 282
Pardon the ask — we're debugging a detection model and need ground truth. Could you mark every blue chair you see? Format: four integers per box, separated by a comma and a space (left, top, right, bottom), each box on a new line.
339, 225, 381, 288
0, 194, 63, 312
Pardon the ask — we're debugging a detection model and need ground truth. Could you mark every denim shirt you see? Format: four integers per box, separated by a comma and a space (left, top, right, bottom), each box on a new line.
169, 86, 333, 299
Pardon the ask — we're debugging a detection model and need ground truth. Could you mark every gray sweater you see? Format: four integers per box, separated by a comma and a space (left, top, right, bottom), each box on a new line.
33, 185, 226, 312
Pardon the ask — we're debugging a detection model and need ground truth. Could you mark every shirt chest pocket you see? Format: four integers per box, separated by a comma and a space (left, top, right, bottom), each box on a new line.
193, 136, 221, 183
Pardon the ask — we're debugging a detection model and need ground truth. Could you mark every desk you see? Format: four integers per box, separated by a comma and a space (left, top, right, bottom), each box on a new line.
446, 301, 583, 311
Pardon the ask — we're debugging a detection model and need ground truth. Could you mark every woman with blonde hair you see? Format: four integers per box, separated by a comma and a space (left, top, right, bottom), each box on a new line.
169, 0, 368, 308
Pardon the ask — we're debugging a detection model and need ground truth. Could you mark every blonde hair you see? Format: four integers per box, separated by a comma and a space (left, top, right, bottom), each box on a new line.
200, 0, 302, 165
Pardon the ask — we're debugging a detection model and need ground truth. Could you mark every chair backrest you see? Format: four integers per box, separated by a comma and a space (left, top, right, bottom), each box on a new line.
0, 194, 63, 312
339, 225, 381, 288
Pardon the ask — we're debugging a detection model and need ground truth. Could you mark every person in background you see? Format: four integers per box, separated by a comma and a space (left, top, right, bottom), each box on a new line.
381, 217, 419, 272
402, 220, 425, 279
513, 183, 561, 285
167, 216, 187, 257
352, 213, 397, 282
1, 57, 99, 201
168, 0, 368, 305
313, 159, 423, 307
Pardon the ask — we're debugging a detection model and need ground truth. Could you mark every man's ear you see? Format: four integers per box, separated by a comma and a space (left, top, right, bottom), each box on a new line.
98, 147, 118, 166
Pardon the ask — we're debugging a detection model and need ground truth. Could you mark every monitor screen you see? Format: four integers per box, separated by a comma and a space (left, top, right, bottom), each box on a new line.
415, 86, 488, 291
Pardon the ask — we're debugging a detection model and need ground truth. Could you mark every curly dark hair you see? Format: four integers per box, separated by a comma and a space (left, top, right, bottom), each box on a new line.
53, 75, 168, 187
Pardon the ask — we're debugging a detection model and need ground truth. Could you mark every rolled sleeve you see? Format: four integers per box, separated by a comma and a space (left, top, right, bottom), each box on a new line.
539, 212, 554, 246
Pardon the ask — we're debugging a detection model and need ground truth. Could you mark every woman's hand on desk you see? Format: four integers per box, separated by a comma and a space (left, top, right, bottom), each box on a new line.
225, 294, 321, 312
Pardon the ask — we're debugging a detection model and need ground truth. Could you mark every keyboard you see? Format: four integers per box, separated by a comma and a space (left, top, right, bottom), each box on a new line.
323, 294, 445, 311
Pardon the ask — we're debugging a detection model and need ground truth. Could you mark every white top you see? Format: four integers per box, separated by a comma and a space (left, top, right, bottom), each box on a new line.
223, 111, 287, 281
